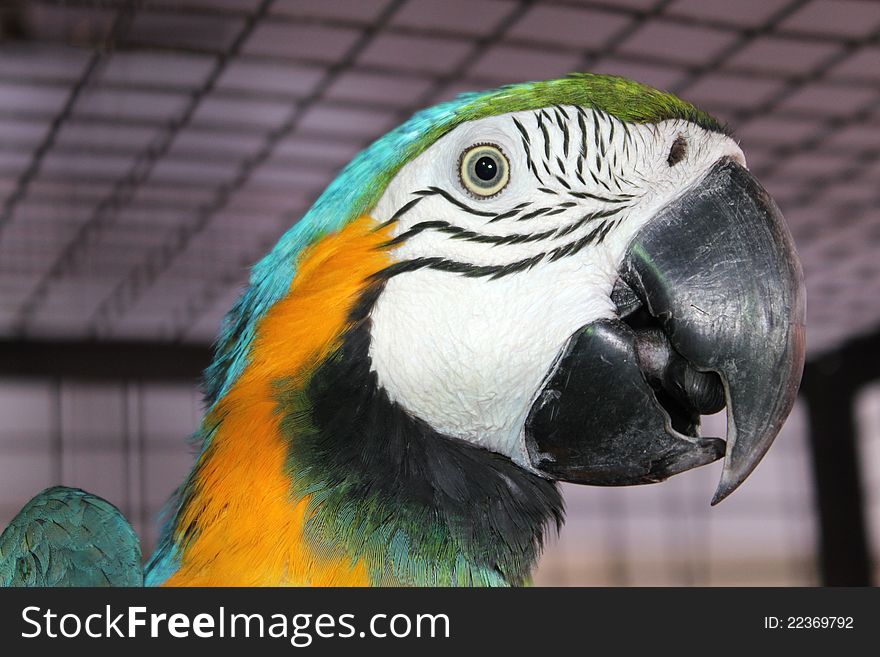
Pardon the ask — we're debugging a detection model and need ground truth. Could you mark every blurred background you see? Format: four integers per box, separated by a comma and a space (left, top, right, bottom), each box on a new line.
0, 0, 878, 586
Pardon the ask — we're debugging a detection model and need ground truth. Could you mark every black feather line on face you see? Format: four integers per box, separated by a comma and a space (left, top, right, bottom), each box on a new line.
450, 227, 558, 246
555, 156, 567, 176
380, 220, 452, 247
514, 119, 544, 186
547, 223, 607, 262
620, 119, 632, 144
589, 169, 612, 192
568, 190, 630, 204
383, 201, 621, 250
598, 111, 609, 158
554, 207, 623, 238
415, 218, 578, 247
490, 208, 522, 223
379, 195, 425, 229
520, 137, 543, 185
518, 207, 552, 221
556, 111, 570, 159
512, 117, 530, 144
373, 257, 445, 280
576, 105, 589, 143
592, 113, 601, 153
536, 111, 551, 161
620, 121, 632, 160
416, 187, 496, 217
608, 117, 615, 153
552, 107, 565, 130
489, 202, 532, 223
376, 215, 618, 281
528, 157, 545, 184
597, 219, 618, 243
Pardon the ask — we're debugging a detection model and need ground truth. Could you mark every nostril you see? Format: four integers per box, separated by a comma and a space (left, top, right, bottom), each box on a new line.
667, 134, 687, 166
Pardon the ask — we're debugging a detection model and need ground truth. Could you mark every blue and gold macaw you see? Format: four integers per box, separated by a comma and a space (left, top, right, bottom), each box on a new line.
1, 74, 805, 587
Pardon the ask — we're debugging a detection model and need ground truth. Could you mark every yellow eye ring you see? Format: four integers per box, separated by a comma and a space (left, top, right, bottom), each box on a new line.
458, 143, 510, 198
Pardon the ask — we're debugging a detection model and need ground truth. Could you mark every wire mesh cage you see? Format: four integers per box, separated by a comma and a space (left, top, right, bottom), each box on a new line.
1, 0, 879, 585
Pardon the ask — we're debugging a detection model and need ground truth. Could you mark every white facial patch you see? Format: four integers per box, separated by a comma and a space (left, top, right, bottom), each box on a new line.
368, 106, 745, 468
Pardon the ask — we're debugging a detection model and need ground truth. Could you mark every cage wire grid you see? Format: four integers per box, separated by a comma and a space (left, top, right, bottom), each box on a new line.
0, 0, 878, 350
0, 0, 878, 584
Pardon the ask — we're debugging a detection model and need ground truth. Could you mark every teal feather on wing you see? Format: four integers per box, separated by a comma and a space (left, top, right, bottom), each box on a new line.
0, 487, 143, 587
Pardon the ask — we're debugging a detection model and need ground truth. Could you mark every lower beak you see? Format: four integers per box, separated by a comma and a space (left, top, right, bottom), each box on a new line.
525, 159, 806, 503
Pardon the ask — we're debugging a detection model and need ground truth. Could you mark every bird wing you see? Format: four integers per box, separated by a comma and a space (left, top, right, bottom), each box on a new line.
0, 486, 143, 586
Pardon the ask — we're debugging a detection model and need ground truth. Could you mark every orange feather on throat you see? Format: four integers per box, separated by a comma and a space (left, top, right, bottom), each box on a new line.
163, 215, 393, 586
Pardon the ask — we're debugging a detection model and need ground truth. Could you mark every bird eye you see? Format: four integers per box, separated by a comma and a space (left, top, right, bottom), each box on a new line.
459, 143, 509, 198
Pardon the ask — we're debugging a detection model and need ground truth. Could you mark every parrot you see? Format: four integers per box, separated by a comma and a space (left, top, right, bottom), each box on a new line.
0, 73, 805, 587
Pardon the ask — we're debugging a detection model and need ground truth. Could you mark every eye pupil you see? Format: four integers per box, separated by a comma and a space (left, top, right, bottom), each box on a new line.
474, 156, 497, 181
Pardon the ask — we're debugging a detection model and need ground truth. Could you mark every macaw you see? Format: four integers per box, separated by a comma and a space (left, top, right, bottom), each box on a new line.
0, 74, 805, 587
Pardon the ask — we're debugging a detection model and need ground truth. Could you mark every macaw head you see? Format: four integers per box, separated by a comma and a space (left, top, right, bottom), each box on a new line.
218, 74, 805, 503
153, 74, 805, 586
336, 74, 801, 505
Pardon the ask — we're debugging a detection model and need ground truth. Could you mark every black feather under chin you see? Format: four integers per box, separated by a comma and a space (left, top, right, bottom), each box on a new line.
286, 283, 563, 582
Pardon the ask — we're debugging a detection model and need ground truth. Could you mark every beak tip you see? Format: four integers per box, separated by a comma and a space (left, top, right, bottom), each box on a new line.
710, 480, 734, 506
710, 460, 752, 506
710, 486, 729, 507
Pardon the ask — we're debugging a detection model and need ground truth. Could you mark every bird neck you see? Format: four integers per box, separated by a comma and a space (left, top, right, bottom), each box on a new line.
280, 303, 564, 586
146, 214, 561, 586
151, 303, 562, 587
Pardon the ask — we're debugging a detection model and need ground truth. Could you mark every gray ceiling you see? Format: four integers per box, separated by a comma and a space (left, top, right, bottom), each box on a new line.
0, 0, 878, 355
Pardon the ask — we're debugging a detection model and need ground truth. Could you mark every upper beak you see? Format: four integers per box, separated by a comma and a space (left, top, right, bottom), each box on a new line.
525, 158, 806, 503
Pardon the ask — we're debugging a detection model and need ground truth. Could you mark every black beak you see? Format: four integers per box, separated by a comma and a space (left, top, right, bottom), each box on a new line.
525, 159, 806, 503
